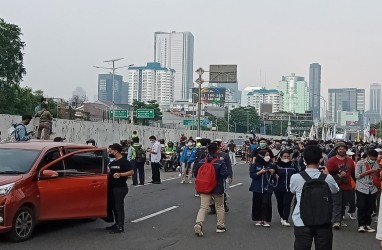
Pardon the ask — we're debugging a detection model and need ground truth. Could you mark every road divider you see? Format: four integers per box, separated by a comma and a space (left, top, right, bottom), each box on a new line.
131, 206, 179, 223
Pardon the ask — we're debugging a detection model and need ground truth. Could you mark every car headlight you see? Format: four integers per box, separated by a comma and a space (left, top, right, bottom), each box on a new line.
0, 183, 15, 197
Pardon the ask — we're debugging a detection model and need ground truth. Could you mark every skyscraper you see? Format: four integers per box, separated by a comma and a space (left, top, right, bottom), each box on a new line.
370, 83, 381, 114
154, 31, 194, 100
246, 89, 284, 114
328, 88, 365, 124
309, 63, 321, 121
277, 73, 309, 114
98, 74, 125, 104
128, 62, 175, 107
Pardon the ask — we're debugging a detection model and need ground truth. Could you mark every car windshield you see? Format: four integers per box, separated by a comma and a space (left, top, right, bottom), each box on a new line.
230, 139, 245, 145
0, 149, 40, 174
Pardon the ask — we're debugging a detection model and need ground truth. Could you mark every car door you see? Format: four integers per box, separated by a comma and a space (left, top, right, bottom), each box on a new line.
37, 148, 107, 220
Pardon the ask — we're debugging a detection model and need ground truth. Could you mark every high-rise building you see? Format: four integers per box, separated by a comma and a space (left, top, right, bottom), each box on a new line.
97, 74, 126, 104
309, 63, 321, 121
370, 83, 381, 114
277, 73, 309, 113
72, 86, 86, 98
246, 89, 284, 114
128, 62, 175, 107
241, 86, 262, 106
328, 88, 365, 124
154, 31, 194, 100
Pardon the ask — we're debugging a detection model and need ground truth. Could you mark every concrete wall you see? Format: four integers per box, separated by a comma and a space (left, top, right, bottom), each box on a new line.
0, 114, 252, 148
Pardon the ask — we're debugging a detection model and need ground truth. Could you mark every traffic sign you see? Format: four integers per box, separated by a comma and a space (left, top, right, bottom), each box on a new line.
137, 109, 155, 119
183, 119, 205, 126
109, 110, 128, 119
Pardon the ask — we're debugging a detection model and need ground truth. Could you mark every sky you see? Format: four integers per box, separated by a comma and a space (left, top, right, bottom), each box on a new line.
2, 0, 382, 109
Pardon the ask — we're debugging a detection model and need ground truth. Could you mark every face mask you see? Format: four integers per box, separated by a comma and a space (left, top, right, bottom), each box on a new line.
109, 154, 115, 159
188, 143, 193, 147
264, 156, 271, 162
43, 101, 48, 104
368, 159, 375, 164
259, 143, 266, 148
281, 159, 290, 163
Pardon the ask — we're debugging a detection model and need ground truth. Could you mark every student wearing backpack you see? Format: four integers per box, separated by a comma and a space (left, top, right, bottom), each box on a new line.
290, 145, 339, 250
14, 115, 34, 142
355, 149, 380, 233
193, 143, 228, 236
249, 150, 277, 227
131, 137, 146, 186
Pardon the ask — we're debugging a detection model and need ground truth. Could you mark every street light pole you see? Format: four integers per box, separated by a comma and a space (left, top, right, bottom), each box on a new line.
195, 68, 205, 137
93, 58, 134, 123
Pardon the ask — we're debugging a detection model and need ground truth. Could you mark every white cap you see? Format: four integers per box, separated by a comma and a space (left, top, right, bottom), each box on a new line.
346, 150, 355, 156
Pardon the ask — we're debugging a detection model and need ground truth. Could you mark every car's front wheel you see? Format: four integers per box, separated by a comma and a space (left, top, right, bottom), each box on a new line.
6, 206, 35, 242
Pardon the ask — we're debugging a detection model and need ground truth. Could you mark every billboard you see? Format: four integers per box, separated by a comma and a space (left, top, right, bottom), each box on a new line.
209, 65, 237, 83
192, 87, 226, 104
346, 121, 359, 126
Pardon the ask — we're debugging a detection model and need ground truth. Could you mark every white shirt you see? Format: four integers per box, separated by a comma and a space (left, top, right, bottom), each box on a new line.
150, 141, 161, 163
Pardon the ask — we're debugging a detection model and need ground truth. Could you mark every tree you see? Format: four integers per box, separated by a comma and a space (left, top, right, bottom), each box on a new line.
131, 100, 162, 125
229, 107, 260, 133
0, 18, 26, 89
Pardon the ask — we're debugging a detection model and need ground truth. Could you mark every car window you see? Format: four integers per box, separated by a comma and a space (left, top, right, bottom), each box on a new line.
0, 149, 40, 174
49, 150, 105, 177
37, 149, 62, 171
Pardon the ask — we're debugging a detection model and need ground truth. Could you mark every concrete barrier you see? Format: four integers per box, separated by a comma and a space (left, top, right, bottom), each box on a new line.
0, 114, 255, 148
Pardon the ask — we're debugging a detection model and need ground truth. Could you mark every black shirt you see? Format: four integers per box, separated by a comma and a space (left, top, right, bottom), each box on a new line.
227, 143, 236, 153
108, 158, 132, 188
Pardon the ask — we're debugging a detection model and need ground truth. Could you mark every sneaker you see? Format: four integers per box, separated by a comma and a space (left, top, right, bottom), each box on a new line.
255, 221, 263, 226
372, 212, 377, 218
358, 226, 366, 232
348, 213, 357, 220
194, 193, 200, 197
333, 222, 341, 229
365, 225, 376, 233
180, 180, 185, 184
188, 180, 193, 184
194, 223, 203, 237
216, 225, 226, 233
109, 226, 124, 234
263, 222, 271, 227
281, 220, 291, 227
105, 224, 117, 230
340, 222, 348, 227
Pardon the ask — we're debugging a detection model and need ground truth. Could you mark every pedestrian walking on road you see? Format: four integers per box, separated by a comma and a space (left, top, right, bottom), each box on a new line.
193, 143, 228, 236
249, 150, 277, 227
105, 143, 134, 234
290, 145, 339, 250
149, 136, 162, 184
355, 149, 380, 233
227, 140, 237, 165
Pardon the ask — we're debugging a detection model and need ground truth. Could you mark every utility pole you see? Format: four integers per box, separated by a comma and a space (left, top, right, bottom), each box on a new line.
94, 58, 133, 123
195, 68, 205, 137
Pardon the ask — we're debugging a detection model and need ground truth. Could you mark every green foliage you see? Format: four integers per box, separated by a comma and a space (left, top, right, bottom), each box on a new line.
229, 106, 260, 133
0, 18, 26, 89
131, 100, 162, 125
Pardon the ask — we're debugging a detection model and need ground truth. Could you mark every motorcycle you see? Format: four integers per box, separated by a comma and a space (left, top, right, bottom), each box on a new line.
164, 151, 177, 172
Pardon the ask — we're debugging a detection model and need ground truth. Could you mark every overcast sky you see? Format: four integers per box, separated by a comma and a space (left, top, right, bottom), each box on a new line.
2, 0, 382, 109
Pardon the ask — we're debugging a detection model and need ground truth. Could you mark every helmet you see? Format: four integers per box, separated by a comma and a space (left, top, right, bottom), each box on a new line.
86, 139, 96, 146
120, 139, 128, 146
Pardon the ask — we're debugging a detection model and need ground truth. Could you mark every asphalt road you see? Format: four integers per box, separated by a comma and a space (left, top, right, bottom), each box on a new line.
0, 160, 380, 250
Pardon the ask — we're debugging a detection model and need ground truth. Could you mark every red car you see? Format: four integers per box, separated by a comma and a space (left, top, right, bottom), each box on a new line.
0, 141, 108, 241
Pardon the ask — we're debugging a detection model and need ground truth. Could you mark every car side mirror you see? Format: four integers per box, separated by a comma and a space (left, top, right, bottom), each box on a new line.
41, 170, 59, 179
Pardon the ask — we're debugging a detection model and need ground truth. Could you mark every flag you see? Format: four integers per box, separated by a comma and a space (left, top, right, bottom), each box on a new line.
356, 130, 360, 142
302, 131, 307, 139
364, 122, 370, 142
321, 126, 326, 141
332, 124, 337, 139
343, 129, 348, 141
326, 128, 332, 140
309, 125, 315, 140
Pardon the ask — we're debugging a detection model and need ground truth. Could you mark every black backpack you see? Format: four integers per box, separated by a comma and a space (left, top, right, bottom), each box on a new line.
195, 147, 207, 164
134, 145, 146, 163
299, 171, 333, 227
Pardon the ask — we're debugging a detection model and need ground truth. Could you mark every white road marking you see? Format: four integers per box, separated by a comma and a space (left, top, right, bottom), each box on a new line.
229, 183, 243, 188
131, 206, 179, 223
133, 176, 181, 187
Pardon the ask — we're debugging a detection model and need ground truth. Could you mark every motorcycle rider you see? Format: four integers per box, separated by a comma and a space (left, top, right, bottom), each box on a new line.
120, 139, 129, 159
180, 138, 197, 184
164, 141, 177, 171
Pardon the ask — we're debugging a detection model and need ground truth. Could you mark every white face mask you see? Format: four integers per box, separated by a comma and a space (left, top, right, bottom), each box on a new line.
281, 159, 290, 163
264, 156, 271, 162
188, 143, 193, 147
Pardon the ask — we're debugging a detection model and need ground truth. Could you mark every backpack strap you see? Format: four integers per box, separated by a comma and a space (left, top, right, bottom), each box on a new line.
300, 171, 312, 182
210, 158, 218, 164
318, 173, 327, 181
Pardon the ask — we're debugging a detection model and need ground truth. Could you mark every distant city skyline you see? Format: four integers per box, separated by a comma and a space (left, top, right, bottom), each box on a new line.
2, 1, 381, 109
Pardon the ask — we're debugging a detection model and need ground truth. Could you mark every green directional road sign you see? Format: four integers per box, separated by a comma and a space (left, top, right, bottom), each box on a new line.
183, 119, 204, 126
137, 109, 155, 119
109, 110, 129, 119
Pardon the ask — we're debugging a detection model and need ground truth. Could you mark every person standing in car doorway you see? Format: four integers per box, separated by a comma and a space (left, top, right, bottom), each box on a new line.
105, 143, 134, 234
